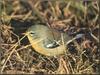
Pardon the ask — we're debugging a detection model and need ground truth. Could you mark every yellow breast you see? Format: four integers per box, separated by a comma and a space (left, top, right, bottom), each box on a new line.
26, 24, 71, 56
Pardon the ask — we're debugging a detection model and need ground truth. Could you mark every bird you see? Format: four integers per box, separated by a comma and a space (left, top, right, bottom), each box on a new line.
26, 24, 72, 56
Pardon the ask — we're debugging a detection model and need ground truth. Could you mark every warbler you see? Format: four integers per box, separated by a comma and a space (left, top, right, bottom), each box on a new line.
26, 24, 72, 56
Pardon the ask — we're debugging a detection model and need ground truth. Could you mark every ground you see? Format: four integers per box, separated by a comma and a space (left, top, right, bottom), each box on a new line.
0, 0, 99, 74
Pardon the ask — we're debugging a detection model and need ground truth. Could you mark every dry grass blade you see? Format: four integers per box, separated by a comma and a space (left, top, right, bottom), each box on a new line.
1, 34, 27, 73
0, 0, 99, 74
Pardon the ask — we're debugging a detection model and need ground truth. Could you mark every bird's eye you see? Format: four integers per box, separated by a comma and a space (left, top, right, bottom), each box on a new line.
30, 32, 35, 34
30, 31, 35, 36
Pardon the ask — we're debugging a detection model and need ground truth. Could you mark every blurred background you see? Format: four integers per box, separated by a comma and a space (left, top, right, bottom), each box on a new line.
0, 0, 99, 74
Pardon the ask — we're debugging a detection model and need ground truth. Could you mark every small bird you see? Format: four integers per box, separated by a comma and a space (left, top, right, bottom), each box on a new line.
26, 24, 72, 56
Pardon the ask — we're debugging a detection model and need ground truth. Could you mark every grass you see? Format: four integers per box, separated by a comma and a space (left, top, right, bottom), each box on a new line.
0, 0, 99, 74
